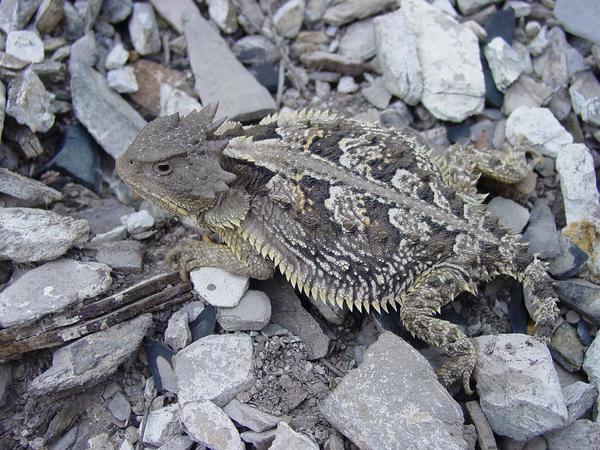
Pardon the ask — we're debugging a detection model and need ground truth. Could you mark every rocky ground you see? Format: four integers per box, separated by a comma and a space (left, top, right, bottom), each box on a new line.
0, 0, 600, 449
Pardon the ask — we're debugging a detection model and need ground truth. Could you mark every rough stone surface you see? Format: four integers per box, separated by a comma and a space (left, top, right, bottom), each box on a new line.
556, 144, 600, 224
159, 84, 202, 117
554, 0, 600, 47
142, 404, 180, 447
0, 258, 112, 327
523, 199, 560, 259
562, 381, 597, 422
323, 0, 396, 26
207, 0, 238, 34
502, 75, 553, 116
6, 68, 55, 133
217, 289, 271, 331
484, 37, 524, 92
401, 0, 485, 121
164, 308, 191, 352
0, 208, 89, 263
569, 71, 600, 126
222, 399, 281, 433
505, 106, 573, 158
183, 7, 276, 122
361, 76, 391, 110
373, 10, 422, 105
190, 267, 249, 308
0, 168, 61, 207
269, 422, 319, 450
273, 0, 305, 39
321, 332, 467, 449
128, 2, 160, 55
156, 435, 194, 450
108, 392, 131, 423
457, 0, 499, 15
173, 334, 255, 406
339, 18, 376, 63
105, 43, 129, 69
487, 197, 530, 234
240, 429, 276, 450
6, 30, 44, 63
95, 240, 143, 271
179, 400, 244, 450
545, 419, 600, 450
30, 315, 152, 394
473, 334, 568, 441
556, 279, 600, 324
549, 321, 584, 372
583, 333, 600, 388
121, 210, 155, 234
107, 66, 138, 94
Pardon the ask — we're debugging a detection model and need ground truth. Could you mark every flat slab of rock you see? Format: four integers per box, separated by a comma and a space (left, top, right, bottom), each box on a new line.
554, 0, 600, 47
321, 332, 468, 450
180, 400, 244, 450
190, 267, 249, 308
0, 258, 112, 328
173, 334, 255, 406
487, 197, 530, 233
269, 422, 318, 450
142, 404, 181, 447
545, 419, 600, 450
323, 0, 396, 26
30, 314, 152, 395
183, 6, 276, 121
0, 168, 61, 207
556, 279, 600, 325
401, 0, 485, 122
222, 399, 281, 432
0, 207, 89, 263
473, 334, 569, 441
217, 289, 271, 331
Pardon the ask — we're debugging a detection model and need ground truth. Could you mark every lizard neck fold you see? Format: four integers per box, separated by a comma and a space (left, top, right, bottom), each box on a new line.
202, 189, 250, 230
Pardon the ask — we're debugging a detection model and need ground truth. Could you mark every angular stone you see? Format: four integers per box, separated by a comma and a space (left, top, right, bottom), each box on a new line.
562, 381, 597, 422
173, 334, 255, 406
240, 429, 276, 450
142, 404, 180, 447
337, 75, 358, 93
502, 75, 553, 116
523, 199, 560, 259
72, 198, 135, 236
373, 10, 422, 105
570, 71, 600, 127
339, 18, 376, 63
207, 0, 238, 34
0, 168, 61, 207
401, 0, 485, 122
323, 0, 396, 26
121, 210, 155, 234
95, 240, 144, 271
190, 267, 249, 308
321, 332, 467, 449
505, 106, 573, 158
0, 208, 89, 263
35, 0, 64, 33
556, 279, 600, 325
550, 321, 584, 372
184, 7, 276, 121
180, 400, 244, 450
457, 0, 500, 15
269, 422, 318, 450
232, 35, 279, 65
107, 66, 138, 94
6, 68, 55, 133
554, 0, 600, 47
105, 44, 129, 70
30, 315, 152, 395
6, 30, 44, 63
361, 77, 391, 110
164, 309, 191, 352
464, 401, 497, 450
148, 0, 197, 33
223, 399, 281, 432
0, 258, 111, 328
545, 420, 600, 450
128, 3, 160, 55
273, 0, 304, 39
300, 51, 365, 76
473, 334, 569, 441
159, 84, 202, 117
556, 144, 600, 224
108, 392, 131, 423
484, 37, 524, 92
487, 196, 530, 234
0, 0, 41, 33
532, 28, 570, 92
101, 0, 133, 23
156, 435, 194, 450
256, 275, 329, 360
583, 333, 600, 388
217, 289, 271, 331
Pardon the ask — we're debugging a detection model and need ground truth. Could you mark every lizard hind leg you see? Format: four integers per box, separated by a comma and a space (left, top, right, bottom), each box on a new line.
399, 267, 476, 394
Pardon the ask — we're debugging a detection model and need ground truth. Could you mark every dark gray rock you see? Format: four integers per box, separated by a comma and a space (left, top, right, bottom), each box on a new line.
545, 420, 600, 450
0, 364, 10, 406
240, 429, 276, 450
72, 198, 135, 236
464, 401, 497, 450
321, 332, 468, 449
107, 392, 131, 423
549, 321, 584, 372
556, 279, 600, 325
549, 237, 588, 279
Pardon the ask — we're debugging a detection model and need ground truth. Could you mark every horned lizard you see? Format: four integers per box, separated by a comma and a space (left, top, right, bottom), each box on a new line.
116, 104, 559, 393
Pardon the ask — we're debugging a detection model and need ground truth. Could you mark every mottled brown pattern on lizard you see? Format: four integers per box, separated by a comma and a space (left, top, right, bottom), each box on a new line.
116, 105, 559, 394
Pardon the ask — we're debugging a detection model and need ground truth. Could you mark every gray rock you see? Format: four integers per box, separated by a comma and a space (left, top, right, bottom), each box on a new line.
107, 66, 138, 94
183, 6, 276, 122
502, 75, 553, 116
321, 332, 468, 449
142, 404, 181, 447
528, 26, 550, 57
159, 84, 202, 117
562, 381, 597, 422
269, 422, 318, 450
379, 101, 413, 129
190, 267, 249, 308
105, 43, 129, 69
339, 18, 376, 63
128, 3, 160, 55
323, 0, 396, 26
373, 10, 422, 105
523, 199, 560, 259
0, 208, 89, 263
148, 0, 197, 33
164, 309, 191, 352
35, 0, 64, 33
256, 275, 329, 360
0, 259, 112, 328
456, 0, 500, 15
240, 429, 276, 450
63, 1, 85, 39
222, 399, 281, 432
273, 0, 305, 39
545, 420, 600, 450
484, 37, 525, 92
583, 333, 600, 388
95, 240, 144, 271
554, 0, 600, 46
556, 279, 600, 325
505, 106, 573, 158
550, 321, 584, 372
487, 197, 530, 234
570, 71, 600, 127
473, 334, 569, 441
30, 315, 152, 395
0, 168, 62, 207
101, 0, 133, 23
121, 210, 155, 234
173, 334, 255, 406
464, 401, 497, 450
207, 0, 238, 34
337, 75, 358, 93
549, 236, 588, 280
306, 292, 346, 326
108, 392, 131, 423
305, 0, 329, 23
70, 36, 146, 159
556, 144, 600, 224
6, 68, 55, 133
180, 400, 244, 450
532, 28, 570, 92
73, 198, 135, 236
217, 289, 271, 331
401, 0, 485, 122
232, 35, 279, 65
0, 364, 11, 406
6, 30, 44, 63
0, 0, 41, 33
156, 435, 194, 450
361, 76, 391, 109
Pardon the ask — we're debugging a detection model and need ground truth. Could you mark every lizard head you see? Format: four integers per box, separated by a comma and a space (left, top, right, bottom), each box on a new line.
116, 104, 235, 217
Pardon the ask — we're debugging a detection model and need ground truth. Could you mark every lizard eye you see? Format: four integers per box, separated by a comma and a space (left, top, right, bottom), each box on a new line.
153, 161, 173, 176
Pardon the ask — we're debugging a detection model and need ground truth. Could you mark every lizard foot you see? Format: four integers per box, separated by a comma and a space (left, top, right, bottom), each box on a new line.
436, 348, 476, 395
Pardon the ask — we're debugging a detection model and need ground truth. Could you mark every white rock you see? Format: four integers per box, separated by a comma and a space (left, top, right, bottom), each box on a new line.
164, 309, 192, 352
556, 144, 600, 224
222, 399, 281, 432
217, 289, 271, 331
159, 84, 202, 117
339, 18, 376, 62
173, 334, 255, 406
107, 66, 138, 94
128, 3, 161, 55
190, 267, 249, 308
269, 422, 318, 450
562, 381, 598, 423
487, 197, 530, 234
6, 68, 55, 133
432, 0, 457, 16
502, 76, 553, 115
142, 404, 181, 447
121, 210, 155, 234
6, 30, 44, 63
105, 43, 129, 70
118, 439, 134, 450
180, 400, 244, 450
207, 0, 238, 34
505, 106, 573, 158
473, 334, 569, 441
361, 76, 391, 109
373, 10, 422, 105
273, 0, 305, 39
528, 26, 549, 57
337, 75, 358, 93
456, 0, 500, 15
484, 37, 525, 92
583, 332, 600, 389
569, 71, 600, 127
401, 0, 485, 121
